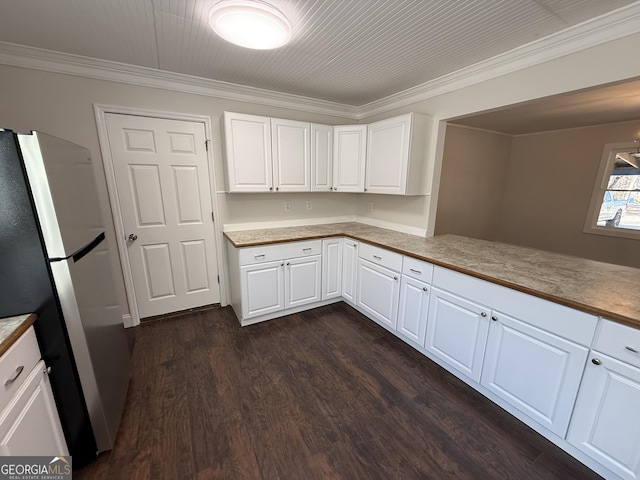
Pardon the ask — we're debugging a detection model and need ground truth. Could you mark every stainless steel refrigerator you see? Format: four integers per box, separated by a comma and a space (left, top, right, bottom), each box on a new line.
0, 130, 131, 465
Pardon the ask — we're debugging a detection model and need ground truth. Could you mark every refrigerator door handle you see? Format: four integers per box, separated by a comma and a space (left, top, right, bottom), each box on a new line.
49, 232, 106, 263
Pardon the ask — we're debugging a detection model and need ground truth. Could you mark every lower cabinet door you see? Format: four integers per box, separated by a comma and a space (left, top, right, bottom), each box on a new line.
342, 240, 358, 304
397, 275, 430, 346
425, 287, 490, 382
356, 258, 400, 330
241, 260, 285, 319
322, 239, 342, 300
0, 360, 68, 456
567, 352, 640, 480
285, 255, 322, 309
480, 311, 588, 437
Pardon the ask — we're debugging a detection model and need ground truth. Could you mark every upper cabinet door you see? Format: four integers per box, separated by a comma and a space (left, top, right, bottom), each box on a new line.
365, 113, 433, 195
311, 124, 333, 192
333, 125, 367, 192
223, 112, 273, 192
271, 118, 311, 192
366, 114, 411, 195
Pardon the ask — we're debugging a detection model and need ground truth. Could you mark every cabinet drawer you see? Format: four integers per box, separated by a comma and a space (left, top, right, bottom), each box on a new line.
0, 327, 40, 411
358, 243, 403, 272
402, 256, 434, 283
239, 240, 322, 266
593, 319, 640, 369
433, 267, 597, 346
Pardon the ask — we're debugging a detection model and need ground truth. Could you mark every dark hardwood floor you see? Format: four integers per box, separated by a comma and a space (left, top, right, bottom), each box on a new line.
75, 303, 602, 479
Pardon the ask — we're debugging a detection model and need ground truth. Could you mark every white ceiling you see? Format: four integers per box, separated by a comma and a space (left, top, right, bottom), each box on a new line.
0, 0, 637, 106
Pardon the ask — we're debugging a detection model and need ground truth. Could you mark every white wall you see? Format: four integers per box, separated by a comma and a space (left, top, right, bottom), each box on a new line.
2, 31, 640, 318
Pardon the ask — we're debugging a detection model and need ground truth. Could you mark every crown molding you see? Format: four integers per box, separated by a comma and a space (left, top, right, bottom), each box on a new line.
358, 1, 640, 118
0, 41, 360, 120
1, 1, 640, 120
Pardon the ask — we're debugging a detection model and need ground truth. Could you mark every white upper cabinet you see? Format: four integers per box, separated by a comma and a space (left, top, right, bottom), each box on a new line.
223, 112, 273, 192
365, 113, 432, 195
271, 118, 311, 192
332, 125, 367, 192
311, 124, 333, 192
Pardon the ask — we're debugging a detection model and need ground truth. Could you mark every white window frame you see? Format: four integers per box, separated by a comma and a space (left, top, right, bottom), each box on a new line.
583, 141, 640, 240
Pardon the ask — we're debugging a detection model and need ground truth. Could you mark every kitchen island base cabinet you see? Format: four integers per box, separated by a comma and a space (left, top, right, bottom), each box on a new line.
425, 288, 490, 383
480, 312, 589, 438
0, 359, 68, 456
567, 353, 640, 480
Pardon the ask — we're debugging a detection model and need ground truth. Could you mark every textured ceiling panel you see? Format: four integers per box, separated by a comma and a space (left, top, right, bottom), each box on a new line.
0, 0, 637, 105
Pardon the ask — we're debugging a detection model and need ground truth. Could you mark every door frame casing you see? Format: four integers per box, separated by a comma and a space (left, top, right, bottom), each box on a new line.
94, 104, 227, 327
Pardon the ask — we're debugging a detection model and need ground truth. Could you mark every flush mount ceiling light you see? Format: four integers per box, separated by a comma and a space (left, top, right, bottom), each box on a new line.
209, 0, 292, 50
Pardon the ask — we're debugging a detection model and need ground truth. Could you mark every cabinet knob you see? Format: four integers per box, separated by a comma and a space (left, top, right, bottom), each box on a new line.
481, 312, 487, 318
269, 187, 273, 191
276, 187, 279, 191
394, 276, 398, 281
286, 262, 290, 266
491, 315, 498, 321
333, 187, 337, 191
422, 287, 428, 292
364, 188, 367, 192
591, 358, 601, 366
280, 262, 284, 267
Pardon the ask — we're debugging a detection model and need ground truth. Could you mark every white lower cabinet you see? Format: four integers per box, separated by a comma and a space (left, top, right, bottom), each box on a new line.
0, 326, 67, 456
356, 258, 400, 330
285, 255, 321, 308
0, 360, 67, 456
341, 239, 359, 304
322, 238, 342, 300
480, 311, 589, 437
425, 287, 490, 382
397, 275, 430, 346
241, 260, 286, 319
567, 353, 640, 480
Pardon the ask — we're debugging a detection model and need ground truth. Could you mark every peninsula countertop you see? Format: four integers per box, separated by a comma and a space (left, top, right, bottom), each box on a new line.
0, 314, 37, 357
224, 222, 640, 328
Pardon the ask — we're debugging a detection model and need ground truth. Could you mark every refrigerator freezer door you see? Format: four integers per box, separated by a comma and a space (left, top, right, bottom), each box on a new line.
18, 132, 104, 258
50, 235, 131, 452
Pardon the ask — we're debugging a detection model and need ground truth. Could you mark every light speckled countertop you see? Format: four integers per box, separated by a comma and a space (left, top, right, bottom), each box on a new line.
0, 314, 36, 357
224, 222, 640, 328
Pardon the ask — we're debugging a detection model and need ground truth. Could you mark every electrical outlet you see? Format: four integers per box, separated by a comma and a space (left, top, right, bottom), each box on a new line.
306, 200, 312, 210
367, 201, 374, 211
284, 201, 291, 212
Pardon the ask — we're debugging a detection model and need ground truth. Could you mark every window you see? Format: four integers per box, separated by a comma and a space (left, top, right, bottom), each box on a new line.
584, 141, 640, 240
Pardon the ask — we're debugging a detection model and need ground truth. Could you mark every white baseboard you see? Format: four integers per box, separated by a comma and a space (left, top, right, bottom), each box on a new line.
223, 216, 355, 232
122, 314, 135, 328
354, 216, 426, 237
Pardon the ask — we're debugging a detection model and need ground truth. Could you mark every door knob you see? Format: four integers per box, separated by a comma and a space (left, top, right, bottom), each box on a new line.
128, 233, 138, 242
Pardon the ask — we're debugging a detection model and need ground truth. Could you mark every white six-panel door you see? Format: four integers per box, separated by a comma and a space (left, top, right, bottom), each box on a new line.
105, 113, 220, 318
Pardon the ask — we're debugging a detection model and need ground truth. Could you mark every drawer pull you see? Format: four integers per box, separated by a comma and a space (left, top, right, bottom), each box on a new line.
254, 253, 266, 259
373, 255, 382, 260
5, 366, 25, 387
302, 248, 312, 252
410, 268, 422, 274
626, 346, 639, 354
